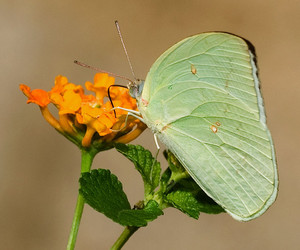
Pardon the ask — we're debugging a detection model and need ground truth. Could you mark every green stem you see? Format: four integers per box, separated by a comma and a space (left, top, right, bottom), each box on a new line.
67, 149, 96, 250
111, 226, 139, 250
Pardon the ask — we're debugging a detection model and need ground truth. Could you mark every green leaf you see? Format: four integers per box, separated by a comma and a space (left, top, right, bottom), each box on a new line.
194, 188, 225, 214
166, 190, 202, 219
163, 150, 186, 174
118, 200, 164, 227
159, 167, 172, 193
162, 150, 224, 216
166, 178, 224, 217
80, 169, 163, 227
175, 178, 224, 214
116, 144, 161, 195
79, 169, 131, 223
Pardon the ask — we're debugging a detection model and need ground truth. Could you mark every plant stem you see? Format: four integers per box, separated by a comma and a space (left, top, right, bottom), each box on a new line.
66, 194, 85, 250
111, 226, 139, 250
67, 149, 96, 250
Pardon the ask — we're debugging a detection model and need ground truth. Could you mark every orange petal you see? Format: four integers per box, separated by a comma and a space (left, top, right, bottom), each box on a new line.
20, 84, 50, 107
85, 73, 116, 104
94, 73, 114, 88
98, 113, 115, 129
114, 123, 147, 144
55, 75, 68, 86
49, 92, 63, 106
50, 75, 69, 94
58, 90, 82, 115
79, 104, 103, 122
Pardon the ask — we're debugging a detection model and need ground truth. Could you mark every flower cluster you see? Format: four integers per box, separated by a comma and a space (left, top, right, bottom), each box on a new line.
20, 73, 146, 150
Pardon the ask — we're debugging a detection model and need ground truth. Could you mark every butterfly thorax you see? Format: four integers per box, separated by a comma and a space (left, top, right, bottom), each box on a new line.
128, 79, 169, 134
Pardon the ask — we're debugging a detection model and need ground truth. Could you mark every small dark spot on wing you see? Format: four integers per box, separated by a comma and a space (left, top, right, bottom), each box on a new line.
191, 64, 197, 74
210, 125, 218, 133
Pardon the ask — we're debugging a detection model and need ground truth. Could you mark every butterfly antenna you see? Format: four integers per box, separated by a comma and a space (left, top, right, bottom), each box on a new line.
74, 60, 134, 83
115, 20, 138, 81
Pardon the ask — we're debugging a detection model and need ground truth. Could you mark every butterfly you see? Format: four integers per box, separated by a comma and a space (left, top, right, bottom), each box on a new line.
128, 32, 278, 221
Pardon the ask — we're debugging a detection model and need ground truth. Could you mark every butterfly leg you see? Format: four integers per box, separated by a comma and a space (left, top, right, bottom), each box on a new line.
110, 107, 145, 132
111, 106, 141, 116
111, 107, 145, 122
154, 133, 160, 150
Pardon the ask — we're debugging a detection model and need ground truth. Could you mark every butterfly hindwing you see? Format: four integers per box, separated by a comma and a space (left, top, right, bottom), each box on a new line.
137, 32, 277, 221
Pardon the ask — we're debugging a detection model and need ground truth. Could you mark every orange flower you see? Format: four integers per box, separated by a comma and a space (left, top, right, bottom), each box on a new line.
51, 90, 82, 115
19, 84, 50, 107
20, 73, 146, 150
85, 73, 115, 105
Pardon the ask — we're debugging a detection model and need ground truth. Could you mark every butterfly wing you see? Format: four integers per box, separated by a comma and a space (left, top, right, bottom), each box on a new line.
138, 32, 277, 221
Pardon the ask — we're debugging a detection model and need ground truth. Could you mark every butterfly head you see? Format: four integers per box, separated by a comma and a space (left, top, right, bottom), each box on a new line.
128, 79, 144, 99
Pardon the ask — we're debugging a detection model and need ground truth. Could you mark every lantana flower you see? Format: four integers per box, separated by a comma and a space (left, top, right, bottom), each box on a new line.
20, 73, 146, 151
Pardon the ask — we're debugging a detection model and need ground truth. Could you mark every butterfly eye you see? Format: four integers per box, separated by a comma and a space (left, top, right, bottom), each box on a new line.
137, 80, 145, 97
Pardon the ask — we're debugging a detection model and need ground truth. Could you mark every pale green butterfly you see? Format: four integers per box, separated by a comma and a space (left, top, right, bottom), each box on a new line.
128, 32, 278, 221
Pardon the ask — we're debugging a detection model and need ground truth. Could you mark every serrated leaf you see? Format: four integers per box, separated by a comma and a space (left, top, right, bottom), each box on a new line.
80, 169, 163, 227
178, 178, 224, 214
166, 190, 202, 219
166, 179, 224, 218
116, 144, 161, 195
79, 169, 131, 223
118, 200, 164, 227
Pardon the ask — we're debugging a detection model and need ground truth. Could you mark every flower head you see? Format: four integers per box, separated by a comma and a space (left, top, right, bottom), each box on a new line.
20, 73, 146, 150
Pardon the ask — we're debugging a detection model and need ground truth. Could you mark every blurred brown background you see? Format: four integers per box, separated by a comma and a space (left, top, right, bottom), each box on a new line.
1, 0, 299, 249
